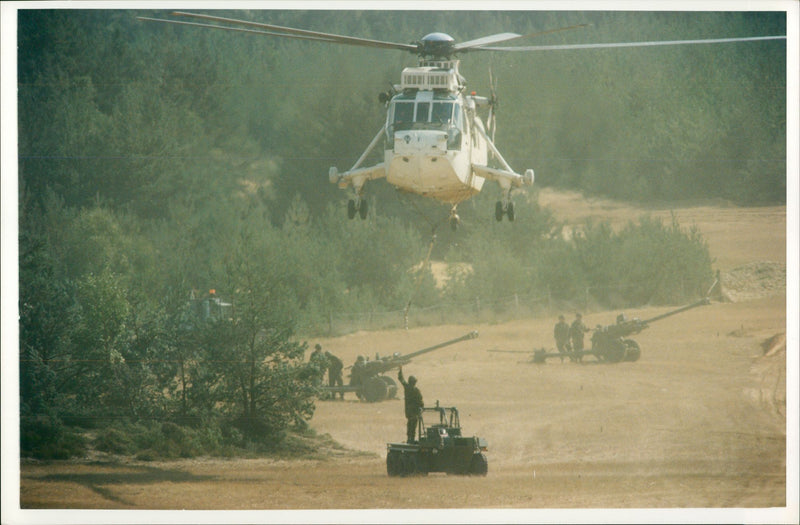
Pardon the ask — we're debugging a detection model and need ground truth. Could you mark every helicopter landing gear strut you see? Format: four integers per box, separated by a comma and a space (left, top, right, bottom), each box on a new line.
495, 198, 515, 222
347, 197, 368, 220
448, 205, 461, 231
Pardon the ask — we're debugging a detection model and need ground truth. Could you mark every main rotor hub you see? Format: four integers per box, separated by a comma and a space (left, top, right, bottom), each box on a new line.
419, 32, 456, 58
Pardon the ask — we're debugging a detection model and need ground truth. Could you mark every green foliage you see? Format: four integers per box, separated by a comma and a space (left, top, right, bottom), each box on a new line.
93, 427, 135, 455
574, 215, 713, 305
21, 416, 87, 460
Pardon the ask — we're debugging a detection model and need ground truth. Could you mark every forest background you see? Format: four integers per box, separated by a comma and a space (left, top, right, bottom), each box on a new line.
11, 9, 786, 458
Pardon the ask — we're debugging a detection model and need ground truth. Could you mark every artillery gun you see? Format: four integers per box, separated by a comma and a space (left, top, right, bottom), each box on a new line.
386, 401, 488, 477
533, 297, 711, 364
324, 331, 478, 402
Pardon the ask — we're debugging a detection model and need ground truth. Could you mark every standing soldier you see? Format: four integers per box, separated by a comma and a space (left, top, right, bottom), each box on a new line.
349, 356, 367, 400
325, 351, 344, 400
554, 315, 571, 362
569, 313, 589, 361
397, 367, 424, 444
309, 344, 328, 392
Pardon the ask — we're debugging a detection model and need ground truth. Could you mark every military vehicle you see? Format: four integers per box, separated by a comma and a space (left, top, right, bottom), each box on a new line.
533, 296, 711, 364
386, 402, 488, 477
323, 331, 478, 402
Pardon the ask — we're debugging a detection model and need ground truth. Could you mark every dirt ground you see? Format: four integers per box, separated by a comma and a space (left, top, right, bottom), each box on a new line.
15, 190, 793, 522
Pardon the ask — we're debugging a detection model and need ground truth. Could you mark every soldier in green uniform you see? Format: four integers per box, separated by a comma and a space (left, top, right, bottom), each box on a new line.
325, 351, 344, 400
398, 367, 423, 444
569, 313, 590, 362
349, 355, 366, 400
309, 344, 328, 394
554, 315, 571, 362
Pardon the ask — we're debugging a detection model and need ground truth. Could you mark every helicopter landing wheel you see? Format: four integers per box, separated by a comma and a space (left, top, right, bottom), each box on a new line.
495, 200, 514, 221
348, 198, 368, 220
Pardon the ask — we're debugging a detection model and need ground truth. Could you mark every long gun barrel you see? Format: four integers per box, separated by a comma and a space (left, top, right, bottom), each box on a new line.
641, 297, 711, 325
403, 330, 479, 360
363, 331, 479, 375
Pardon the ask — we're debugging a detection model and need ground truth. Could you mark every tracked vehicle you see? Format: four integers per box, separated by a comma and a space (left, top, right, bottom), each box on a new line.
386, 402, 488, 477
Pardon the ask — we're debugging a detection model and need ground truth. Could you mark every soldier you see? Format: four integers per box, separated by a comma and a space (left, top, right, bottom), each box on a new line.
325, 351, 344, 400
397, 367, 424, 444
569, 313, 590, 361
349, 355, 367, 400
309, 344, 328, 392
553, 315, 571, 362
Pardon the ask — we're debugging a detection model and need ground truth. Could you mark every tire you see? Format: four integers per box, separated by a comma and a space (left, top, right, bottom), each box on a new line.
622, 339, 641, 362
469, 453, 488, 476
358, 199, 368, 220
380, 376, 398, 399
347, 199, 356, 219
495, 201, 504, 221
402, 452, 427, 477
386, 449, 403, 477
507, 201, 515, 222
602, 339, 627, 363
362, 376, 388, 402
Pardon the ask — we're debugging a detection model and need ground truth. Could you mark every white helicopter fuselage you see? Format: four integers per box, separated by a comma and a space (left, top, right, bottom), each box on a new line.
385, 87, 488, 204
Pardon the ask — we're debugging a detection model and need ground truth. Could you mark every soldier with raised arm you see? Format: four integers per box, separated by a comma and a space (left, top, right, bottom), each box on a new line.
398, 367, 424, 444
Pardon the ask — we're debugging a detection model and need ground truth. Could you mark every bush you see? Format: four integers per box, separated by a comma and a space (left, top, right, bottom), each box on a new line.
21, 415, 86, 459
93, 427, 134, 455
575, 215, 713, 306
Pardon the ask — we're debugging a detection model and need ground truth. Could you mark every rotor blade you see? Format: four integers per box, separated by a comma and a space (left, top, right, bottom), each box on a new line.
168, 11, 418, 52
455, 32, 522, 50
456, 24, 589, 51
476, 34, 786, 52
137, 16, 343, 45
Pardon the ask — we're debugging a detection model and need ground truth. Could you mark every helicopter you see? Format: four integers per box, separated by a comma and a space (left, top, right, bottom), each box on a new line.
139, 12, 785, 230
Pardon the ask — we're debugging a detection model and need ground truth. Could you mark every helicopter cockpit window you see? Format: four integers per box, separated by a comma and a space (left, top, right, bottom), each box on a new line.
391, 101, 415, 132
414, 102, 430, 123
431, 102, 453, 125
389, 98, 462, 138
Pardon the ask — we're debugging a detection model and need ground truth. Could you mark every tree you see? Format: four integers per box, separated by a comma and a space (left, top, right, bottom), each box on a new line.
202, 203, 317, 438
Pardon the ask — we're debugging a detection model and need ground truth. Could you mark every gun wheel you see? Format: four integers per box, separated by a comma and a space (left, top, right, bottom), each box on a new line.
622, 339, 641, 362
362, 376, 388, 402
380, 376, 398, 399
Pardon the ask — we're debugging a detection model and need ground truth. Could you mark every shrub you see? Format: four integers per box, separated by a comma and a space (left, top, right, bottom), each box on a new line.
93, 427, 134, 455
21, 415, 86, 459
